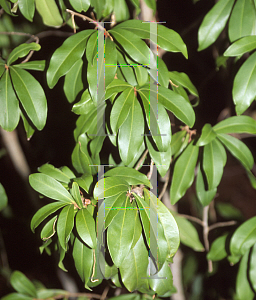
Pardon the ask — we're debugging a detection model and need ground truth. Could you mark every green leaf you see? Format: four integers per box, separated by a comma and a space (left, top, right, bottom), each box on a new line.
213, 115, 256, 134
104, 167, 151, 188
170, 143, 199, 205
113, 0, 129, 22
110, 28, 151, 65
1, 294, 33, 300
196, 123, 217, 146
20, 111, 35, 140
249, 243, 256, 292
0, 0, 16, 15
169, 71, 199, 97
207, 233, 228, 261
7, 43, 40, 66
139, 85, 195, 127
41, 215, 57, 240
86, 31, 97, 65
10, 271, 37, 297
229, 216, 256, 264
236, 249, 254, 300
64, 58, 83, 103
93, 177, 129, 200
47, 29, 94, 88
118, 96, 144, 166
232, 51, 256, 114
10, 66, 47, 130
224, 36, 256, 57
116, 51, 137, 86
38, 163, 72, 184
72, 238, 93, 290
138, 89, 172, 152
0, 183, 8, 211
198, 0, 235, 51
174, 215, 204, 251
31, 202, 67, 232
110, 87, 134, 133
35, 0, 63, 27
103, 192, 126, 228
29, 173, 75, 203
215, 202, 244, 220
203, 138, 227, 190
13, 60, 45, 71
90, 0, 105, 19
70, 182, 83, 208
217, 133, 254, 170
57, 204, 74, 250
35, 289, 67, 299
69, 0, 90, 12
170, 130, 186, 155
105, 79, 132, 100
18, 0, 35, 21
72, 89, 95, 115
0, 70, 20, 131
228, 0, 256, 43
107, 197, 138, 267
119, 235, 149, 292
76, 208, 97, 249
134, 64, 148, 87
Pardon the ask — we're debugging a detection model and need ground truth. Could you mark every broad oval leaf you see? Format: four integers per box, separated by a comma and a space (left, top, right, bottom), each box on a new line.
197, 123, 217, 146
10, 66, 47, 130
224, 36, 256, 57
213, 115, 256, 134
10, 271, 37, 297
232, 51, 256, 114
105, 79, 132, 100
7, 43, 40, 66
18, 0, 35, 21
0, 70, 20, 131
217, 133, 254, 170
47, 29, 94, 88
93, 177, 129, 200
70, 0, 90, 12
13, 60, 45, 71
29, 173, 75, 203
198, 0, 235, 51
207, 233, 228, 261
57, 204, 74, 250
170, 143, 199, 205
76, 208, 97, 249
38, 163, 72, 184
41, 215, 57, 240
35, 0, 63, 27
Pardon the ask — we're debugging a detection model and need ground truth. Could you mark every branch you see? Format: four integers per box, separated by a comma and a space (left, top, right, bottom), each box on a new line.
209, 220, 237, 231
202, 205, 213, 273
158, 169, 170, 201
52, 292, 105, 299
135, 149, 148, 170
178, 213, 204, 226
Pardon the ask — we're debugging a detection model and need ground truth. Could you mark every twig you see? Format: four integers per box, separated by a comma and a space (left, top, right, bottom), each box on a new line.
202, 205, 212, 273
209, 220, 237, 231
91, 249, 99, 282
158, 169, 170, 201
178, 213, 204, 226
51, 292, 104, 299
147, 159, 154, 180
100, 286, 109, 300
135, 149, 148, 170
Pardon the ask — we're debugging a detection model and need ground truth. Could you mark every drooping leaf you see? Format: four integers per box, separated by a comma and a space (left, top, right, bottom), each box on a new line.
207, 233, 228, 261
29, 173, 75, 204
10, 271, 37, 297
72, 89, 95, 115
232, 51, 256, 114
47, 29, 94, 88
7, 43, 40, 66
18, 0, 35, 21
35, 0, 63, 27
10, 66, 47, 130
198, 0, 235, 51
57, 204, 74, 250
69, 0, 90, 12
170, 143, 199, 205
169, 71, 199, 97
38, 163, 73, 184
213, 115, 256, 134
196, 123, 217, 146
40, 215, 57, 240
224, 36, 256, 57
0, 69, 20, 131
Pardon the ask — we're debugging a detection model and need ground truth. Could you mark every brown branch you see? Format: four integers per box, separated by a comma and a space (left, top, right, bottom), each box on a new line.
100, 286, 110, 300
135, 149, 148, 170
202, 205, 213, 273
209, 220, 237, 232
158, 169, 170, 201
49, 292, 104, 299
178, 213, 204, 226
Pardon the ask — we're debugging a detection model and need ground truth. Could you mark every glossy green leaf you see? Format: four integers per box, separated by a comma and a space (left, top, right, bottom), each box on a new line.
197, 123, 217, 146
149, 261, 174, 296
38, 163, 72, 184
0, 183, 8, 211
217, 133, 254, 170
174, 215, 204, 251
207, 233, 228, 261
13, 60, 45, 71
35, 0, 63, 27
107, 197, 137, 267
134, 65, 148, 87
31, 202, 67, 232
105, 79, 132, 100
139, 89, 172, 152
7, 43, 40, 66
117, 50, 138, 86
10, 271, 37, 297
249, 243, 256, 292
0, 69, 19, 131
76, 208, 97, 249
86, 31, 97, 65
198, 0, 235, 51
232, 51, 256, 114
72, 238, 93, 290
203, 138, 227, 190
29, 173, 75, 203
110, 28, 151, 65
114, 20, 188, 58
224, 36, 256, 57
236, 249, 254, 300
90, 0, 104, 19
118, 96, 144, 166
69, 0, 90, 12
10, 66, 47, 130
104, 192, 126, 228
47, 29, 93, 88
110, 87, 134, 133
213, 115, 256, 134
64, 58, 83, 103
146, 137, 172, 178
139, 85, 195, 127
72, 89, 95, 115
20, 111, 34, 140
93, 177, 129, 200
119, 235, 148, 292
74, 174, 93, 194
113, 0, 129, 22
104, 166, 151, 188
169, 71, 199, 97
228, 0, 256, 43
57, 204, 74, 250
170, 143, 199, 205
230, 216, 256, 264
18, 0, 35, 21
41, 215, 57, 240
70, 182, 83, 208
0, 0, 15, 15
170, 130, 187, 155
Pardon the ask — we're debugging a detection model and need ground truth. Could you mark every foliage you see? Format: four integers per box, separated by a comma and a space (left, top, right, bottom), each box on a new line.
1, 0, 256, 299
